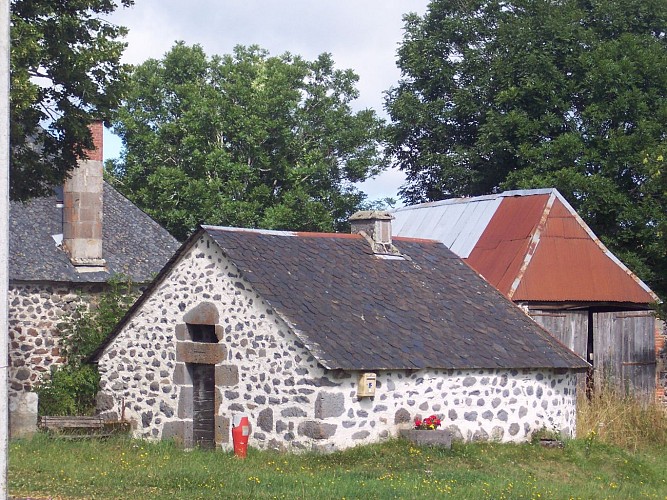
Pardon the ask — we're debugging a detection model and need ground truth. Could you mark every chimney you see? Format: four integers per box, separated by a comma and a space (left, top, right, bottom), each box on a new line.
62, 121, 106, 269
349, 210, 401, 256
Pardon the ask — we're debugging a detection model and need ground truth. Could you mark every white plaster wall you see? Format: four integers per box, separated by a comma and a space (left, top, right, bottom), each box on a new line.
97, 233, 579, 452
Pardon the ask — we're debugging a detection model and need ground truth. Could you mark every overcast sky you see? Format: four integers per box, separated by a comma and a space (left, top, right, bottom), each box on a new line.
104, 0, 431, 201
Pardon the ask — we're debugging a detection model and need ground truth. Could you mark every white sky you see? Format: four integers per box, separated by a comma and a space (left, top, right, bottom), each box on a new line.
103, 0, 431, 201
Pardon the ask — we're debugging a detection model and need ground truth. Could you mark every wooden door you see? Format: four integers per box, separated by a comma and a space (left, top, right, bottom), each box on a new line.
594, 311, 656, 400
191, 363, 215, 449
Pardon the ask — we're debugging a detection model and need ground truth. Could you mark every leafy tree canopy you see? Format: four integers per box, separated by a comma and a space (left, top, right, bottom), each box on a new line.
10, 0, 133, 200
386, 0, 667, 300
109, 43, 387, 240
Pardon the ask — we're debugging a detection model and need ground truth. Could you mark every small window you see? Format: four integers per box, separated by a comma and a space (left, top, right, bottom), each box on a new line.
187, 324, 217, 343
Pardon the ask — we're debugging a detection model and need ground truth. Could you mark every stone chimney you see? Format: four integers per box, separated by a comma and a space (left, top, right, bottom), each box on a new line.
349, 210, 401, 256
62, 121, 105, 269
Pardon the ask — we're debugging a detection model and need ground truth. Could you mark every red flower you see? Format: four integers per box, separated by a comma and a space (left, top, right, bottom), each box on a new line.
414, 414, 443, 430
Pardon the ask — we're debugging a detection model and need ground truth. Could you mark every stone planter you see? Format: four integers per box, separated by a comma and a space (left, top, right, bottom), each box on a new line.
399, 429, 452, 448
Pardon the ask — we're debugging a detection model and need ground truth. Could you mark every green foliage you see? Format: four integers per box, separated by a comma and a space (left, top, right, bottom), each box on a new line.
359, 197, 397, 211
109, 43, 387, 240
9, 437, 667, 498
34, 364, 100, 417
386, 0, 667, 300
10, 0, 133, 200
59, 274, 136, 366
35, 275, 137, 416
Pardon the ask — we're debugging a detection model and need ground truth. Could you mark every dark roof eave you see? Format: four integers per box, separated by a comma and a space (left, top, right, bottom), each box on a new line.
323, 363, 589, 372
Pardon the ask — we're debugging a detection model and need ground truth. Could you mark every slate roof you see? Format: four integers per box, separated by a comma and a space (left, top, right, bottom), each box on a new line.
93, 224, 588, 372
9, 183, 180, 283
392, 189, 658, 305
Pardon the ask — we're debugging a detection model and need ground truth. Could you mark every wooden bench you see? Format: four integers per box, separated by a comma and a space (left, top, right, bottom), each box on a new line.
39, 416, 129, 438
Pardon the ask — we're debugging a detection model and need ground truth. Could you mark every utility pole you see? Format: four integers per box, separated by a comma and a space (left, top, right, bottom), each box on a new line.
0, 0, 9, 497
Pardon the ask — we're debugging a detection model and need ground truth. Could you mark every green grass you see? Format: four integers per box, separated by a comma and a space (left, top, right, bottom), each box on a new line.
9, 434, 667, 499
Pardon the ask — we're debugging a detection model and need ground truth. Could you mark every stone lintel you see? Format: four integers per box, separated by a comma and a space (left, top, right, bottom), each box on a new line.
183, 302, 219, 325
176, 341, 226, 364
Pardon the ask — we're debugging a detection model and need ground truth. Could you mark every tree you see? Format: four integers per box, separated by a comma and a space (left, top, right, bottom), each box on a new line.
10, 0, 133, 200
108, 43, 386, 241
385, 0, 667, 300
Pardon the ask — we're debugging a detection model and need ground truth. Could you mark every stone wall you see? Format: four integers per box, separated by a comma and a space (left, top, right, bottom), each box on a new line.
96, 233, 579, 452
8, 281, 104, 436
8, 282, 105, 395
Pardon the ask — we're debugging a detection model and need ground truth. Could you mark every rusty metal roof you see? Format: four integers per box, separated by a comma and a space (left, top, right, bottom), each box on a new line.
393, 189, 658, 305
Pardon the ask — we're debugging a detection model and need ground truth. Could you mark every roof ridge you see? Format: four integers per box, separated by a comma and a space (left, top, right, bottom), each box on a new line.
202, 225, 366, 240
393, 188, 558, 213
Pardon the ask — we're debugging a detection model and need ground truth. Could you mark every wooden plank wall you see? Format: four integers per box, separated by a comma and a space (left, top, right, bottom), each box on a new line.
530, 310, 588, 359
594, 311, 656, 401
530, 309, 658, 402
655, 319, 666, 404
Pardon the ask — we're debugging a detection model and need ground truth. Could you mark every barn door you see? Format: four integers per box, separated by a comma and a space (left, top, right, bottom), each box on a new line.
594, 311, 656, 400
191, 363, 215, 449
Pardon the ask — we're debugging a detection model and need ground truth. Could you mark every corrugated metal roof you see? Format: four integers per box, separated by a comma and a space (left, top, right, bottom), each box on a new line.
393, 189, 658, 305
392, 195, 503, 257
468, 194, 550, 295
510, 197, 657, 303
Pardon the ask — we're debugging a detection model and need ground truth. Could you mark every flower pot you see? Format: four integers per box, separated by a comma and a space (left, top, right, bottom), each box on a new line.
399, 429, 452, 448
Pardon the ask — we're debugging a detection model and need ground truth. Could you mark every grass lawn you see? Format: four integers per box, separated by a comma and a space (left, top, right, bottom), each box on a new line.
9, 434, 667, 499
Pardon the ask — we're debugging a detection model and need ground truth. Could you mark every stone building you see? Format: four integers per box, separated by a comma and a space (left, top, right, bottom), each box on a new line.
8, 122, 179, 436
91, 213, 587, 452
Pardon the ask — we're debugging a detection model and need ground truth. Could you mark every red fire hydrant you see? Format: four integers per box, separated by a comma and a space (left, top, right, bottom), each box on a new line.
231, 414, 250, 458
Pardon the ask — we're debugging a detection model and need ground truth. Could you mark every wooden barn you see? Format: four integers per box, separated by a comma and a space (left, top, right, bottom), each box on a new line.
392, 189, 663, 401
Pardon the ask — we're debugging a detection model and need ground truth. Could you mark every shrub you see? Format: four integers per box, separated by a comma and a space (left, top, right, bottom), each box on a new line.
35, 365, 100, 416
35, 275, 137, 416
